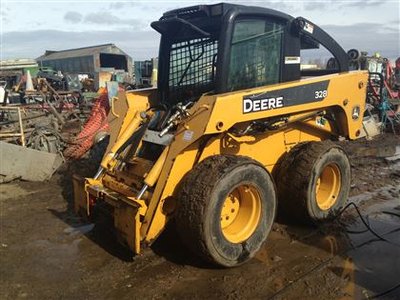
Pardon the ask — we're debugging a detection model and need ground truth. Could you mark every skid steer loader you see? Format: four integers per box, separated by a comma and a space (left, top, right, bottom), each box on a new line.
74, 3, 368, 267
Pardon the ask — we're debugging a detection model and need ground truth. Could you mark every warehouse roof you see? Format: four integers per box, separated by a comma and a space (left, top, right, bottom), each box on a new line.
36, 43, 130, 61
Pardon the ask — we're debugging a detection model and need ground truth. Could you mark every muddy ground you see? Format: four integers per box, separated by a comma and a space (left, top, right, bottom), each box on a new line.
1, 134, 400, 299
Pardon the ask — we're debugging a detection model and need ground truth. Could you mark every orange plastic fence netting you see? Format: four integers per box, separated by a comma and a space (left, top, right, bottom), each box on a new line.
64, 92, 110, 159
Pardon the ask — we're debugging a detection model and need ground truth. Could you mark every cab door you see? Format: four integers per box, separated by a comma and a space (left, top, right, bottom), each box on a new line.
227, 18, 285, 92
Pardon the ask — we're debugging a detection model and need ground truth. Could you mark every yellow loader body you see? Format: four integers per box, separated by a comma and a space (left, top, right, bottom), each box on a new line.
75, 71, 368, 253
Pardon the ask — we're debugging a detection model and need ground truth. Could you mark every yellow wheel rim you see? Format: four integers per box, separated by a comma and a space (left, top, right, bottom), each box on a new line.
220, 185, 261, 243
315, 163, 341, 210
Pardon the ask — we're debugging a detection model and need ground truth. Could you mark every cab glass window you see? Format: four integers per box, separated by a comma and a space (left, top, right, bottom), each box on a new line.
228, 19, 284, 91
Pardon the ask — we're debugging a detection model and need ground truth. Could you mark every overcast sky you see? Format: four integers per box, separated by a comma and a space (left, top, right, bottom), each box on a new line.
1, 0, 399, 61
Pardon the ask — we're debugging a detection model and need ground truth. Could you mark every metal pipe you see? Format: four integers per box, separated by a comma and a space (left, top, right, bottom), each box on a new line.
93, 167, 104, 180
44, 97, 65, 125
136, 184, 148, 200
101, 111, 143, 170
17, 107, 25, 146
143, 146, 169, 187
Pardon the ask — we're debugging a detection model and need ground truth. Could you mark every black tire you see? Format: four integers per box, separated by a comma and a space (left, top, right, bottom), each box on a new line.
276, 141, 350, 223
176, 155, 277, 267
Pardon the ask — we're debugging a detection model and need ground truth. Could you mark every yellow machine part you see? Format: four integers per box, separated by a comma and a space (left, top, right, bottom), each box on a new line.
142, 71, 368, 242
76, 70, 369, 253
205, 72, 366, 139
220, 184, 262, 243
105, 89, 156, 155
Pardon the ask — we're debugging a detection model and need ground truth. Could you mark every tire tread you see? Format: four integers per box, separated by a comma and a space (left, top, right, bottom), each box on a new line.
276, 141, 348, 222
176, 155, 264, 264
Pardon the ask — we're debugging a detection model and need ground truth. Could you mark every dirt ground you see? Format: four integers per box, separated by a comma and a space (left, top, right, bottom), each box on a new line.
1, 134, 400, 299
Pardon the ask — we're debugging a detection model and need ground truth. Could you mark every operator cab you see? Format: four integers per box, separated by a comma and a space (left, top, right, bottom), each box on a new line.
151, 3, 349, 106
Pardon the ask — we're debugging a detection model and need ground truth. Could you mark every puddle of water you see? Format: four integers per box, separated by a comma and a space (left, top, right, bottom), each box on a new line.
329, 191, 400, 298
63, 224, 95, 236
263, 184, 400, 298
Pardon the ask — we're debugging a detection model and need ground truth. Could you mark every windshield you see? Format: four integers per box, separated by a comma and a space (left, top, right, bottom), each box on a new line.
168, 37, 218, 104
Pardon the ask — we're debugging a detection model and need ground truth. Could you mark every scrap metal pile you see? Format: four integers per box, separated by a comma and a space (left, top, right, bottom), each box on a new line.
1, 75, 90, 155
0, 71, 110, 182
347, 51, 400, 134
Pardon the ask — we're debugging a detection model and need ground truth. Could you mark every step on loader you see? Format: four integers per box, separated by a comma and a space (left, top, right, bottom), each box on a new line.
74, 3, 368, 267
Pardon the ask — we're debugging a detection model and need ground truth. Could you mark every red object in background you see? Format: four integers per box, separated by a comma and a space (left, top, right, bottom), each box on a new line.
64, 91, 110, 159
382, 58, 399, 99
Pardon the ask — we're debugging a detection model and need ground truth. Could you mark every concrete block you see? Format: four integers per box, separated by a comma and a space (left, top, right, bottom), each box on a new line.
0, 142, 62, 182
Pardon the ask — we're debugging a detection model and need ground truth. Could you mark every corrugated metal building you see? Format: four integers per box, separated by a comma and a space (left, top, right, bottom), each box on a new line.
36, 44, 133, 88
